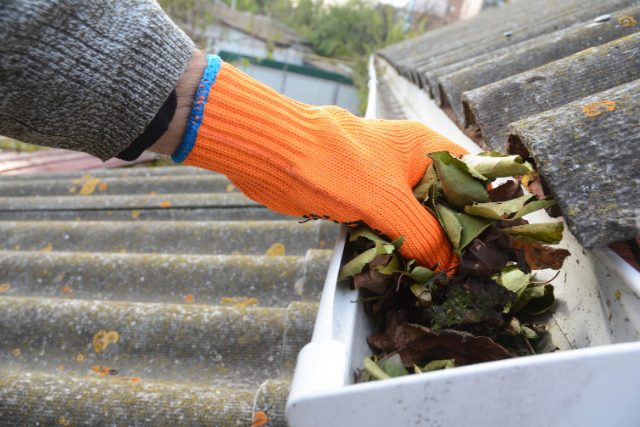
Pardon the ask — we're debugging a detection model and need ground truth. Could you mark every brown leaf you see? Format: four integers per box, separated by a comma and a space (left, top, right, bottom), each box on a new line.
511, 241, 570, 270
458, 239, 509, 276
487, 180, 524, 202
368, 322, 513, 367
352, 255, 396, 295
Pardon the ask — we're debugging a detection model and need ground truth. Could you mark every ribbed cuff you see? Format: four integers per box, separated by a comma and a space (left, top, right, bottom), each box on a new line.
172, 55, 222, 163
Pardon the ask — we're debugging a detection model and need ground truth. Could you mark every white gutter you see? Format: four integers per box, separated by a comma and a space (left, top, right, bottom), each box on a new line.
286, 54, 640, 427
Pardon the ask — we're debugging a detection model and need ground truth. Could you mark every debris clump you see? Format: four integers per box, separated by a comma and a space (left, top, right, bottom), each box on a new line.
338, 151, 570, 382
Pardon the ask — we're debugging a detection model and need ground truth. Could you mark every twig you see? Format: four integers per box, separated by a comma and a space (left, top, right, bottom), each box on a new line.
350, 296, 386, 303
529, 270, 560, 285
523, 336, 536, 355
396, 273, 407, 291
377, 345, 407, 366
423, 267, 456, 289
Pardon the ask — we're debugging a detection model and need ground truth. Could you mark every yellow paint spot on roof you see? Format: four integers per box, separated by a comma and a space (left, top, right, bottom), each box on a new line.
77, 354, 84, 362
265, 243, 285, 256
132, 209, 140, 219
582, 100, 616, 117
220, 296, 259, 308
120, 249, 127, 254
13, 349, 20, 357
619, 16, 636, 27
160, 201, 172, 208
68, 186, 77, 193
252, 411, 268, 427
92, 330, 119, 353
0, 283, 10, 293
226, 184, 235, 192
149, 191, 157, 196
41, 244, 52, 253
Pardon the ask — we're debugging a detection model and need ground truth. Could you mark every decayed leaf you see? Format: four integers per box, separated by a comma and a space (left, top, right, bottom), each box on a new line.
501, 222, 564, 245
367, 321, 513, 367
464, 194, 555, 221
352, 254, 397, 294
412, 163, 438, 202
461, 152, 533, 180
458, 238, 509, 276
487, 179, 524, 202
511, 241, 570, 270
427, 151, 490, 209
512, 284, 555, 315
379, 354, 409, 378
410, 284, 431, 303
418, 359, 455, 372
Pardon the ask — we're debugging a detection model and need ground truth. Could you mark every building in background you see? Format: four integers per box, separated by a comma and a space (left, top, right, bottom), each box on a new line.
180, 0, 360, 114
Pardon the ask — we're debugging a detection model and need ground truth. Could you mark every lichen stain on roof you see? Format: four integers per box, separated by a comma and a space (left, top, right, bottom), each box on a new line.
0, 165, 337, 425
377, 0, 640, 256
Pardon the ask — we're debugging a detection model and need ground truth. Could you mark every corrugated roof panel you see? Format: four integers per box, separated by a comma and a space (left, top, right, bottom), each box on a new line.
462, 32, 640, 152
0, 165, 337, 425
506, 79, 640, 248
437, 5, 640, 123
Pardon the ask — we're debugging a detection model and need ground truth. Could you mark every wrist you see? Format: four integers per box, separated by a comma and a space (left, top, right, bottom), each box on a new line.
148, 49, 208, 156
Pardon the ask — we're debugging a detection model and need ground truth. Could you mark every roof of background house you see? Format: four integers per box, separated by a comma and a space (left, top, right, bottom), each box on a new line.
0, 165, 337, 425
211, 0, 312, 49
377, 0, 640, 258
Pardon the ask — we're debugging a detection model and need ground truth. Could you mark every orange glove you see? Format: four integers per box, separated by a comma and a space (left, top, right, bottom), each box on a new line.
173, 56, 469, 271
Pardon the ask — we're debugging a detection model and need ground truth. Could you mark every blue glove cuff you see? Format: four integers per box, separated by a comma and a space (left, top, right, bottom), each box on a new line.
171, 54, 222, 163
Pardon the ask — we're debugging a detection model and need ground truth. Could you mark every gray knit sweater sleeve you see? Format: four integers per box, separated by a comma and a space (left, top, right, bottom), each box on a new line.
0, 0, 194, 161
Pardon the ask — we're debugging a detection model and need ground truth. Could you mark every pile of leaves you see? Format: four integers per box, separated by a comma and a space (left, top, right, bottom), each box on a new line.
337, 151, 571, 382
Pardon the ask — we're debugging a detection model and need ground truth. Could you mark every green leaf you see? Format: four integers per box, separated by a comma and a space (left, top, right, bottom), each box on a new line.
435, 205, 462, 250
349, 227, 388, 244
427, 151, 490, 209
389, 235, 405, 251
521, 284, 555, 315
379, 354, 409, 378
435, 205, 494, 254
413, 163, 438, 202
497, 266, 531, 312
408, 266, 435, 284
363, 357, 390, 380
376, 252, 404, 275
521, 326, 540, 339
424, 180, 441, 215
464, 194, 555, 221
461, 152, 534, 180
512, 196, 556, 219
420, 359, 455, 372
501, 222, 564, 245
337, 242, 394, 281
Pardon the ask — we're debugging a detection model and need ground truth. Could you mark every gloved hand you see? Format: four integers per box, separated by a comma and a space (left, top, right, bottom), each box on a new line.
173, 56, 469, 271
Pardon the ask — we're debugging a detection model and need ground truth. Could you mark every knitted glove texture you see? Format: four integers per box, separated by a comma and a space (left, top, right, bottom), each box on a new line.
180, 60, 469, 270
